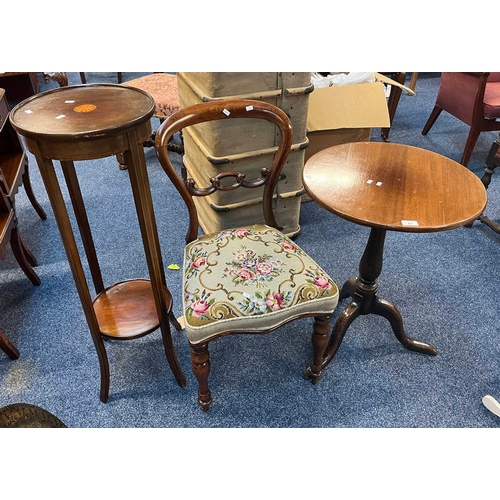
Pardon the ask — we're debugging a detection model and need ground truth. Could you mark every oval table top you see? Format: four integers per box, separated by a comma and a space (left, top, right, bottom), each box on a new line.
9, 83, 155, 141
302, 142, 488, 233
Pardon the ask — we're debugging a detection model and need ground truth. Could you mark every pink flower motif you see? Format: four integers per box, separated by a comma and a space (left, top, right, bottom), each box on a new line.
256, 262, 274, 275
314, 275, 331, 290
234, 228, 249, 238
237, 269, 255, 281
280, 240, 297, 251
234, 252, 247, 262
190, 256, 206, 269
266, 293, 285, 311
192, 299, 210, 317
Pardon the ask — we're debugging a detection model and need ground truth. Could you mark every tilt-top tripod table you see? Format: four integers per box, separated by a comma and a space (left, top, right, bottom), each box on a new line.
302, 142, 487, 379
9, 84, 186, 402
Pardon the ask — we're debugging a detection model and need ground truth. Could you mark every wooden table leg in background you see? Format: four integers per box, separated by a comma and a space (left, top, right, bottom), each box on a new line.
0, 328, 19, 360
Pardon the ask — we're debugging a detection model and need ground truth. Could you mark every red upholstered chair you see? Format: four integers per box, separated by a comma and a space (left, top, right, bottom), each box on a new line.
116, 73, 182, 169
124, 73, 180, 123
422, 72, 500, 167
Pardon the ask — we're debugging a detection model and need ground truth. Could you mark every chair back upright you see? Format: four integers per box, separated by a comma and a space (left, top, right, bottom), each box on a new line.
154, 99, 294, 244
435, 73, 489, 126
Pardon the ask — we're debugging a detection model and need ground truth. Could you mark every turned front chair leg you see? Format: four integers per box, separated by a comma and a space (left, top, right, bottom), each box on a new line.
304, 314, 331, 384
190, 342, 212, 411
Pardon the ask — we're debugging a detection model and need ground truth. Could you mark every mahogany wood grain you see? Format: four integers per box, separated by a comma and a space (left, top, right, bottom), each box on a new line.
9, 84, 186, 402
94, 279, 174, 338
302, 142, 488, 379
303, 142, 487, 232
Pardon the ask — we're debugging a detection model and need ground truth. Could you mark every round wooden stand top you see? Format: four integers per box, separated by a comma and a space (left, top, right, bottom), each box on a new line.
93, 279, 172, 339
303, 142, 488, 232
9, 83, 155, 141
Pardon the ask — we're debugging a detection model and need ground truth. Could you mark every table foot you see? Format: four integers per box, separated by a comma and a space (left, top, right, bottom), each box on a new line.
371, 296, 437, 356
319, 290, 437, 376
321, 301, 362, 370
479, 214, 500, 234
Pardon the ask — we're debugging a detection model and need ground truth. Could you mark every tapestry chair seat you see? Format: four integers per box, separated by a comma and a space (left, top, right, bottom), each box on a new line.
155, 98, 340, 411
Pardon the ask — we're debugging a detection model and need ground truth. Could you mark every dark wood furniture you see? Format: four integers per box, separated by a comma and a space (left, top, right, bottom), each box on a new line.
408, 73, 418, 94
155, 99, 340, 411
380, 72, 407, 142
0, 88, 43, 285
0, 178, 39, 285
0, 186, 33, 359
302, 142, 487, 380
477, 134, 500, 233
9, 83, 186, 402
422, 72, 500, 167
0, 88, 46, 220
0, 327, 19, 359
0, 73, 39, 102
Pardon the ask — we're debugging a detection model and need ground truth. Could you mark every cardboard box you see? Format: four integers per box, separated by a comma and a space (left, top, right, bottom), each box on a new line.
305, 81, 391, 163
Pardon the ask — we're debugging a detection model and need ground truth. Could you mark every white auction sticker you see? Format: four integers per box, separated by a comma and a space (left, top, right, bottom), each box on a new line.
401, 220, 419, 226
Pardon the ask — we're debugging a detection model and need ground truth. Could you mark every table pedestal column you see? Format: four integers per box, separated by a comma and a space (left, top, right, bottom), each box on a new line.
319, 228, 437, 373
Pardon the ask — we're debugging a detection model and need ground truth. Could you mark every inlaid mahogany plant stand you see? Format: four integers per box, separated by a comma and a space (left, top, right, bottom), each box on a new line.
9, 84, 186, 402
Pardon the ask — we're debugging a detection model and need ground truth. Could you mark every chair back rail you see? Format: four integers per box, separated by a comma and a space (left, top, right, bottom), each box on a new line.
155, 99, 293, 243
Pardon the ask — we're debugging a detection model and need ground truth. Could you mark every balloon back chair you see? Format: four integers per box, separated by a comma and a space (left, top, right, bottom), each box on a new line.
155, 99, 340, 411
422, 72, 500, 167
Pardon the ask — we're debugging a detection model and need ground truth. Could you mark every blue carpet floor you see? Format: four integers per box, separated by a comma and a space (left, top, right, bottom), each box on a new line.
1, 72, 499, 493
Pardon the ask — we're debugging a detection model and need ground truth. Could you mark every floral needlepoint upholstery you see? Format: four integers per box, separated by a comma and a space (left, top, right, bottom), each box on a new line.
183, 225, 339, 344
124, 73, 179, 118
